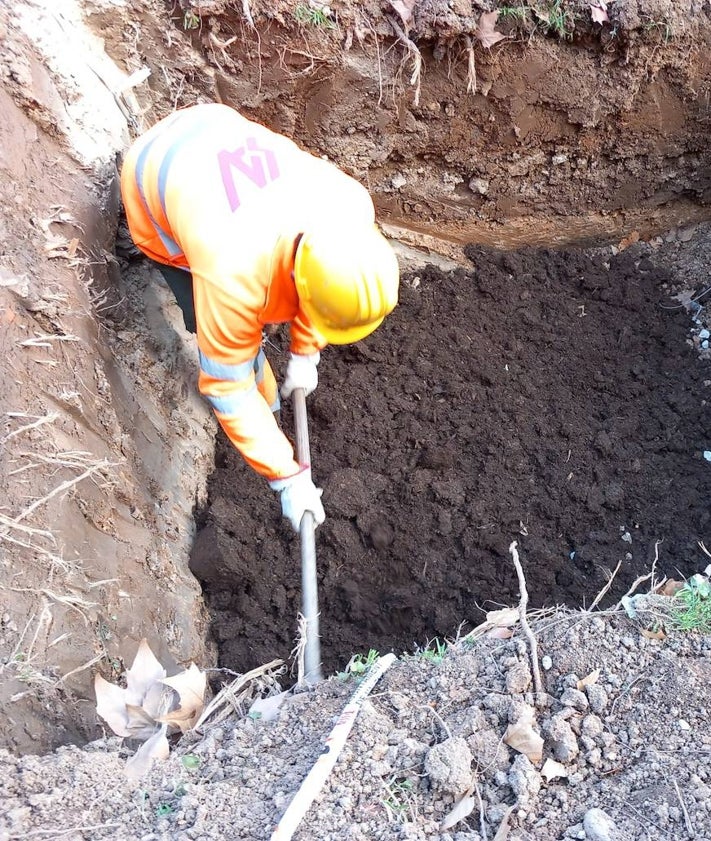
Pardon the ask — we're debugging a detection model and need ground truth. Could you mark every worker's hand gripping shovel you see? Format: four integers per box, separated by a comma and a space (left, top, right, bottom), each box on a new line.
292, 388, 323, 685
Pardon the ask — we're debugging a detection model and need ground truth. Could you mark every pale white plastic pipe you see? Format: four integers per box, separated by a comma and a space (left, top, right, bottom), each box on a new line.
270, 652, 397, 841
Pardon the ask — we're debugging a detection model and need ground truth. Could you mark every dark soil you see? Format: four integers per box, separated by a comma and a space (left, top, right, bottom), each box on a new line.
190, 244, 711, 675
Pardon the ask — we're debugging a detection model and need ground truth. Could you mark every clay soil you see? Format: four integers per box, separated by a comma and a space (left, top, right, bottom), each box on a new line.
191, 235, 711, 676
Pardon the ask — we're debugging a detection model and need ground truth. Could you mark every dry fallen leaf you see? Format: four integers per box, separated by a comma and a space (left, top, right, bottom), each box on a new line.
641, 627, 667, 640
486, 607, 519, 627
475, 11, 508, 49
541, 757, 569, 781
485, 626, 514, 639
126, 725, 170, 780
658, 579, 685, 596
590, 1, 609, 24
248, 691, 290, 722
95, 674, 131, 737
388, 0, 416, 32
504, 707, 543, 763
617, 230, 640, 252
125, 638, 167, 707
576, 668, 600, 691
440, 782, 477, 830
94, 640, 207, 775
493, 805, 515, 840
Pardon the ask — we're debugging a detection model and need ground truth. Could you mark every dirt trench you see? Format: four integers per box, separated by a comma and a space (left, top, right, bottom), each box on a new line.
191, 237, 711, 675
1, 0, 711, 754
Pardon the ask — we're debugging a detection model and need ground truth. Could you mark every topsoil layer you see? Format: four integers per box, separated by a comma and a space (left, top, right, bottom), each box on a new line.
190, 239, 711, 675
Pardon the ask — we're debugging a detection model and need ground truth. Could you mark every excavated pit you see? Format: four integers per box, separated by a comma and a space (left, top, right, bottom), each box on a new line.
148, 2, 711, 676
189, 239, 711, 675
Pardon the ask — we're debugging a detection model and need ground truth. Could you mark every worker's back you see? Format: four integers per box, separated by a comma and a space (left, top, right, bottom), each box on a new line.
120, 103, 375, 278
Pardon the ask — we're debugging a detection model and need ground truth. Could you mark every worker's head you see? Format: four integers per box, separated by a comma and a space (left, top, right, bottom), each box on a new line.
293, 225, 399, 345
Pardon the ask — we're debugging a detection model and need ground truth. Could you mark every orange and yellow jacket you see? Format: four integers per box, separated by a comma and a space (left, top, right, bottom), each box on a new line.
120, 103, 375, 482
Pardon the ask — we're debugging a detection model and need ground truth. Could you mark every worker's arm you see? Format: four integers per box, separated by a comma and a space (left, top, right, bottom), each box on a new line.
193, 270, 300, 481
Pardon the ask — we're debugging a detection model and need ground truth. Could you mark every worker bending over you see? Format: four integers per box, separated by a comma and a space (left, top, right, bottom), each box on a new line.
120, 103, 399, 531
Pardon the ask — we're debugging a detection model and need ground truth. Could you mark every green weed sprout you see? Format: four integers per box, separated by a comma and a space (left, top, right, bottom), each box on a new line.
671, 574, 711, 633
294, 2, 334, 28
418, 637, 448, 664
337, 649, 380, 681
381, 775, 416, 823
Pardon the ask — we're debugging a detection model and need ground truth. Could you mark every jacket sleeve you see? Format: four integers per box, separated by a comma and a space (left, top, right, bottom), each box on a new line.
290, 308, 328, 357
193, 270, 301, 482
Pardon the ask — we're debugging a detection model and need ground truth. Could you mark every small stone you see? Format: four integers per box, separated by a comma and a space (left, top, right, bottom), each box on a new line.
506, 662, 532, 694
678, 719, 691, 731
544, 714, 580, 763
390, 173, 407, 189
585, 684, 609, 714
508, 754, 541, 799
581, 714, 604, 738
542, 655, 553, 671
583, 807, 618, 841
424, 736, 473, 795
560, 688, 589, 711
699, 329, 710, 340
468, 176, 489, 195
552, 153, 569, 165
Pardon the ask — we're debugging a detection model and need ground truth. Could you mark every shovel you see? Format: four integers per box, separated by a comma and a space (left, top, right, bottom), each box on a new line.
292, 387, 323, 684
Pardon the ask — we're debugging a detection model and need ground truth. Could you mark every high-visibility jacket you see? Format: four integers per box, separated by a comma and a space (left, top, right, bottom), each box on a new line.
120, 104, 375, 481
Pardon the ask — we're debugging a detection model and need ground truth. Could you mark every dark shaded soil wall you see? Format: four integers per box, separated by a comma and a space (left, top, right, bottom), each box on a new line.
190, 244, 710, 674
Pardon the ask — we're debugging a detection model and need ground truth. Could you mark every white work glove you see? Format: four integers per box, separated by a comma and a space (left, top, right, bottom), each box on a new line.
269, 468, 325, 532
281, 352, 320, 399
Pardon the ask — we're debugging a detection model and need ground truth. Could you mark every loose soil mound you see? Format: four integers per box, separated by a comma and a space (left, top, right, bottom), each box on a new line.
191, 239, 711, 675
3, 610, 710, 841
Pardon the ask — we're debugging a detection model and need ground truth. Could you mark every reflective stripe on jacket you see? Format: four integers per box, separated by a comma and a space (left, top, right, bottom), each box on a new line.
120, 104, 375, 480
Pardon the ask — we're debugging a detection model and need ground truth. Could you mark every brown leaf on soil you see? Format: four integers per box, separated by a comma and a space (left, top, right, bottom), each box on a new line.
158, 663, 207, 731
475, 11, 507, 49
94, 674, 131, 737
125, 638, 167, 707
440, 782, 477, 830
388, 0, 416, 33
617, 230, 640, 252
590, 1, 609, 24
485, 626, 514, 639
657, 579, 685, 596
503, 707, 543, 763
125, 725, 170, 780
640, 627, 667, 640
576, 668, 600, 690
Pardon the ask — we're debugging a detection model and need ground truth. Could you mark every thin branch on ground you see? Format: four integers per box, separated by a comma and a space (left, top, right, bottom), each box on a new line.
11, 460, 116, 525
472, 773, 488, 841
2, 412, 59, 443
193, 658, 284, 732
0, 513, 56, 542
614, 540, 662, 609
386, 15, 422, 106
57, 652, 104, 686
588, 559, 622, 611
242, 0, 254, 28
509, 541, 544, 700
672, 779, 695, 837
465, 35, 477, 94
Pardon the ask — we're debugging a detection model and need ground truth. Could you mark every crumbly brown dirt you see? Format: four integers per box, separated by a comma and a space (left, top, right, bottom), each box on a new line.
1, 1, 711, 838
192, 230, 711, 676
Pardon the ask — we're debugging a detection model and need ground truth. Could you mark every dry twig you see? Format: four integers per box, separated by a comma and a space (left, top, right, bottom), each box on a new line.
509, 541, 544, 699
588, 558, 623, 611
